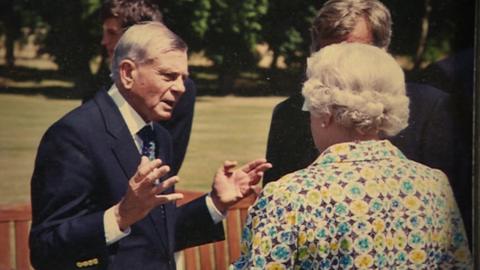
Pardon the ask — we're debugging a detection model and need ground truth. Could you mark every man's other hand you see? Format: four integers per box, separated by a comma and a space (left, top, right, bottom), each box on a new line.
211, 158, 272, 213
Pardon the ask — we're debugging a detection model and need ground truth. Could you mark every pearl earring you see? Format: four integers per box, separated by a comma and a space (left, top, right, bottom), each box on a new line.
321, 123, 326, 128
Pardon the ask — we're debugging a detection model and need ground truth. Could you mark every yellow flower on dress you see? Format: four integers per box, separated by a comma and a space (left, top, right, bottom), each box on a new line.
298, 231, 307, 246
360, 166, 376, 181
385, 235, 395, 250
240, 241, 248, 253
285, 212, 296, 226
330, 241, 339, 253
350, 200, 369, 216
386, 178, 400, 194
403, 195, 421, 211
329, 183, 345, 202
308, 243, 317, 255
408, 249, 427, 264
253, 234, 262, 247
454, 246, 471, 263
252, 216, 260, 228
364, 181, 379, 197
431, 231, 440, 243
259, 238, 272, 256
394, 231, 407, 250
266, 262, 286, 270
374, 234, 386, 251
320, 186, 330, 202
372, 218, 385, 233
332, 143, 348, 154
377, 181, 388, 196
354, 254, 374, 268
306, 190, 322, 205
263, 183, 277, 195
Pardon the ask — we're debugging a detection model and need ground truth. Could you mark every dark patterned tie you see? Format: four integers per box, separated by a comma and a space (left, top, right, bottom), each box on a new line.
137, 125, 156, 160
138, 125, 168, 240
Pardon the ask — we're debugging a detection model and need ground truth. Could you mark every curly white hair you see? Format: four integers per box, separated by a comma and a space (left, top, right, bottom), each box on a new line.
302, 43, 409, 136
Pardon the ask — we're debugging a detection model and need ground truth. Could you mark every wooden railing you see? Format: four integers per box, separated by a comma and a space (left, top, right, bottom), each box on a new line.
0, 203, 31, 270
0, 190, 256, 270
178, 190, 256, 270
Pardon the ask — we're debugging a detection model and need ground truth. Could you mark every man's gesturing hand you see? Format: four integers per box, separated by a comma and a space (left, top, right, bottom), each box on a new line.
211, 158, 272, 213
114, 157, 184, 231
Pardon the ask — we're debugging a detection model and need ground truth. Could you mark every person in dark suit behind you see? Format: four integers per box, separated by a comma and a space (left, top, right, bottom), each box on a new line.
84, 0, 196, 176
264, 0, 470, 244
29, 22, 271, 270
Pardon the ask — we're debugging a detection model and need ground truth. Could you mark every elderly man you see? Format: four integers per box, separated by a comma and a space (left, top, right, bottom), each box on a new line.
264, 0, 470, 244
83, 0, 197, 177
29, 22, 271, 270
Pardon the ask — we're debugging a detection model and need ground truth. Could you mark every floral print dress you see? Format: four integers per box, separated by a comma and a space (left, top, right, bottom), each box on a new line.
231, 140, 471, 269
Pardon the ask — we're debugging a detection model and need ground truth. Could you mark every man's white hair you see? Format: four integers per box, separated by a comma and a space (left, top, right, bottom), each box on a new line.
302, 42, 409, 136
111, 21, 187, 82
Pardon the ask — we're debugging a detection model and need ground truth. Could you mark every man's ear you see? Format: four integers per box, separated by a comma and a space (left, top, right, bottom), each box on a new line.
119, 59, 136, 90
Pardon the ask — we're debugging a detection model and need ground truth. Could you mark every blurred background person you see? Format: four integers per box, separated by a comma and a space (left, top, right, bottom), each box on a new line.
263, 0, 471, 244
233, 42, 471, 269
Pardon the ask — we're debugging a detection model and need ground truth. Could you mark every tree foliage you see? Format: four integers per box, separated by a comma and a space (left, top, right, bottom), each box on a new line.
0, 0, 474, 95
164, 0, 268, 94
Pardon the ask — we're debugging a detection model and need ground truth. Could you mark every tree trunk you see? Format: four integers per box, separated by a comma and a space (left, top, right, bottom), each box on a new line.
414, 0, 432, 70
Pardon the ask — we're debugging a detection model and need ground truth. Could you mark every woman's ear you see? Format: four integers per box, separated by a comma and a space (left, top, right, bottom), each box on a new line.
322, 113, 333, 127
119, 59, 137, 90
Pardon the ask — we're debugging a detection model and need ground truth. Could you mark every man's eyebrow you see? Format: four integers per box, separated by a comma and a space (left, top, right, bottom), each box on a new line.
156, 67, 189, 77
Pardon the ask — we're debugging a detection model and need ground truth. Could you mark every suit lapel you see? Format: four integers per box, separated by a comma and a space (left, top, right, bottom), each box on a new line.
94, 91, 171, 254
94, 90, 140, 179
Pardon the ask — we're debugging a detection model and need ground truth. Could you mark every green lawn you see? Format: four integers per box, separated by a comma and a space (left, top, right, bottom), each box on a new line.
0, 93, 284, 204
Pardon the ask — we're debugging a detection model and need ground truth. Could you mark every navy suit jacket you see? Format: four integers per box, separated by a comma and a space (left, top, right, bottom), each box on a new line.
30, 90, 224, 270
264, 83, 471, 243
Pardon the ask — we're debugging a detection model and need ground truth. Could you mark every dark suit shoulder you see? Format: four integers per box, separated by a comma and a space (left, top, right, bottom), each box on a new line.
272, 93, 304, 115
406, 83, 450, 102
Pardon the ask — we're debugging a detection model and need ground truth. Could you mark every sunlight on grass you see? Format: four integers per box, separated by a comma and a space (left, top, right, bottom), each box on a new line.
0, 94, 284, 204
0, 94, 79, 204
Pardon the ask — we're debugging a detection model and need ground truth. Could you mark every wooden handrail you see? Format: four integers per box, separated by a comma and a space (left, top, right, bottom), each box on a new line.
0, 189, 257, 270
0, 203, 32, 270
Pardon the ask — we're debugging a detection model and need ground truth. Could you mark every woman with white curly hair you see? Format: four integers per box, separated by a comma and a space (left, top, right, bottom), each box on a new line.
231, 43, 471, 269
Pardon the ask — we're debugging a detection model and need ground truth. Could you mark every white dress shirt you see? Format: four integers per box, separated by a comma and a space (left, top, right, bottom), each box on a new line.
103, 85, 225, 245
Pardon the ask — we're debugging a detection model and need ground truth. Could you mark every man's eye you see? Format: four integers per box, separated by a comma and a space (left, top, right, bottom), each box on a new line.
162, 73, 177, 81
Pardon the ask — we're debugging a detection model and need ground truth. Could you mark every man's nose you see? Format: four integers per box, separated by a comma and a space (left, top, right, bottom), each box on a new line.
172, 78, 186, 94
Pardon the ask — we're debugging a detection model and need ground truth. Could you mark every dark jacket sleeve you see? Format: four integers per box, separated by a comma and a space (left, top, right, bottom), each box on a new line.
174, 195, 225, 251
264, 94, 318, 185
416, 86, 472, 244
29, 122, 109, 269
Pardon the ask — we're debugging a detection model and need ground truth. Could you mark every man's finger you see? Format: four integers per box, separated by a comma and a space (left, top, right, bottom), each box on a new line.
144, 165, 170, 186
245, 162, 272, 179
152, 176, 179, 194
240, 158, 268, 173
223, 160, 237, 173
133, 158, 163, 183
154, 193, 184, 204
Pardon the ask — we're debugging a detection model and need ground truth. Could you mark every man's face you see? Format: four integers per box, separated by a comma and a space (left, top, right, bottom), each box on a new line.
124, 49, 189, 122
101, 17, 123, 59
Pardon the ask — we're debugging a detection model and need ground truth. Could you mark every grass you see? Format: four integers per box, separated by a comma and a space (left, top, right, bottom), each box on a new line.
0, 93, 284, 204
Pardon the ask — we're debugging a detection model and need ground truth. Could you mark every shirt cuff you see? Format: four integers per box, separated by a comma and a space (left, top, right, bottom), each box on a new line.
104, 206, 131, 245
206, 193, 226, 224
